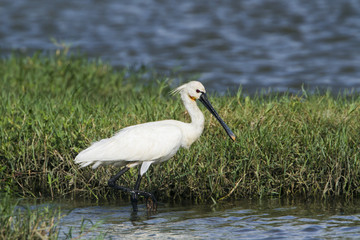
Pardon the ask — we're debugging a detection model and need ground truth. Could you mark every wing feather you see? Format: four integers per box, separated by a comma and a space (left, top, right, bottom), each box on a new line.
75, 121, 183, 168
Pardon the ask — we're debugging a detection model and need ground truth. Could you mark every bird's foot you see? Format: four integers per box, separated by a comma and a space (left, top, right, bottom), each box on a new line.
145, 195, 157, 212
130, 190, 157, 212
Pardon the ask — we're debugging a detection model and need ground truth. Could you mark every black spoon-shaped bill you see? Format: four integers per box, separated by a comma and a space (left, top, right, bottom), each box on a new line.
198, 93, 236, 141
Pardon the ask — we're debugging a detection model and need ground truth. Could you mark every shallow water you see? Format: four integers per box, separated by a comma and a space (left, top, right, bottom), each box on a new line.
53, 198, 360, 239
1, 0, 360, 93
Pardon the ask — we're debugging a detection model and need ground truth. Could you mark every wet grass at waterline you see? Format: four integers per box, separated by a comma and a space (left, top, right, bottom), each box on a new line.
0, 194, 106, 239
0, 194, 61, 239
1, 53, 360, 203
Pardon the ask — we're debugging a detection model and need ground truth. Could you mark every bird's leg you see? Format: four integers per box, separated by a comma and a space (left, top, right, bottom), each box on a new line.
108, 167, 140, 212
131, 174, 157, 212
131, 174, 142, 212
108, 166, 131, 191
108, 166, 157, 212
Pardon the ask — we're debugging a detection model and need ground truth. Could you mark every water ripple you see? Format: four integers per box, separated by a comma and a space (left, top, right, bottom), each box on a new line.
53, 198, 360, 239
1, 0, 360, 93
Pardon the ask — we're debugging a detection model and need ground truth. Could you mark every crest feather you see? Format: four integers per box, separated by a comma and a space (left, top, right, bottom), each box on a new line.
170, 83, 186, 96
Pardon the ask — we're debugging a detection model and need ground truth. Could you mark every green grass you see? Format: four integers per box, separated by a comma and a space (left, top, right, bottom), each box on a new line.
1, 51, 360, 204
0, 194, 61, 239
0, 193, 107, 239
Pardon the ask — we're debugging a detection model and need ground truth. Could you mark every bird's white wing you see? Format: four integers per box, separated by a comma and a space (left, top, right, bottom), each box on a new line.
75, 121, 183, 167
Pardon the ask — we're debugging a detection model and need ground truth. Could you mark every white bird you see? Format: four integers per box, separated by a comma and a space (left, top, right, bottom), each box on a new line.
75, 81, 235, 211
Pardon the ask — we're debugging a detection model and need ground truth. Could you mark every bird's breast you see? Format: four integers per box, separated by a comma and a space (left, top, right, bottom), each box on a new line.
179, 123, 204, 149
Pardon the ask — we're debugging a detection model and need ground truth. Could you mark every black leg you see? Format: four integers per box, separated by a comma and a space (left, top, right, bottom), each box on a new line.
108, 167, 131, 191
108, 166, 157, 212
131, 174, 142, 212
132, 174, 157, 212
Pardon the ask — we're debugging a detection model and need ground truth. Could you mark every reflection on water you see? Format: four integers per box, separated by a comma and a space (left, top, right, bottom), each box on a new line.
1, 0, 360, 93
56, 198, 360, 239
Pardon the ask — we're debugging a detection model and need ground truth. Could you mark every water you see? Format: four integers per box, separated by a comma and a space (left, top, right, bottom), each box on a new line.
1, 0, 360, 94
53, 198, 360, 239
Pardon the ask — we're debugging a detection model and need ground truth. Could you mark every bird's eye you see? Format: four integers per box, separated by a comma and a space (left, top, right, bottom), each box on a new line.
196, 89, 201, 93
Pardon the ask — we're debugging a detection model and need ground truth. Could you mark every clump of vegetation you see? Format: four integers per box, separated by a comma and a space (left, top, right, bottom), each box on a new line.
0, 193, 107, 239
1, 52, 360, 203
0, 194, 61, 239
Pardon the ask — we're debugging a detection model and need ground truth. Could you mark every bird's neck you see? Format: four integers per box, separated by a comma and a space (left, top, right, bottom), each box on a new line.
181, 93, 205, 129
178, 93, 205, 148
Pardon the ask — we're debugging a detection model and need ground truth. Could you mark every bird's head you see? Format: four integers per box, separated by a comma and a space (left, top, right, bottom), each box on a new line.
171, 81, 206, 101
171, 81, 236, 141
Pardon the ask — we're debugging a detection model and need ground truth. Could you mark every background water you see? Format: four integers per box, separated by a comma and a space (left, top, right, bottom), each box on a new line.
1, 0, 360, 94
50, 198, 360, 239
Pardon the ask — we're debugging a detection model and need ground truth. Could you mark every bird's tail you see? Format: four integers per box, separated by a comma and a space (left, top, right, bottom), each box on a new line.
74, 149, 105, 169
74, 155, 95, 168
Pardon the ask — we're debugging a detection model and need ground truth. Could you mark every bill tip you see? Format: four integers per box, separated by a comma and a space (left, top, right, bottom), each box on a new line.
231, 135, 236, 141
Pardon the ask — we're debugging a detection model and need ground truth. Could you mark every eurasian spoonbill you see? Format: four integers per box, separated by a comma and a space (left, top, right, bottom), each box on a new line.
75, 81, 236, 211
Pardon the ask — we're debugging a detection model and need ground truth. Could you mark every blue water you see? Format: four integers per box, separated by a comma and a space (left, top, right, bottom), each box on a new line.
55, 198, 360, 239
1, 0, 360, 93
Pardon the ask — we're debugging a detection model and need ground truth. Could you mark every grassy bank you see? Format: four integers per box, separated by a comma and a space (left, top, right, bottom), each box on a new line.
1, 52, 360, 203
0, 193, 106, 239
0, 194, 61, 239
